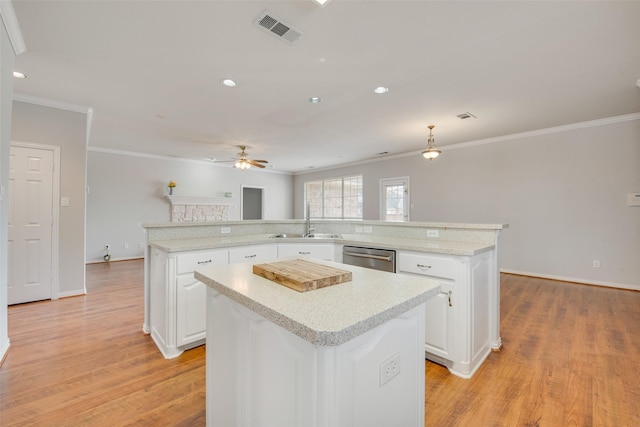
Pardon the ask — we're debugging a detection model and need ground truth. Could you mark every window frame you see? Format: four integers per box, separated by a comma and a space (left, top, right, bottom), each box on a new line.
304, 175, 363, 220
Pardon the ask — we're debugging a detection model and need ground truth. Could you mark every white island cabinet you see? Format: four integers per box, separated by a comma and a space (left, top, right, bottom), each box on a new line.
195, 260, 440, 427
398, 250, 492, 378
144, 220, 507, 373
149, 243, 278, 359
150, 247, 228, 358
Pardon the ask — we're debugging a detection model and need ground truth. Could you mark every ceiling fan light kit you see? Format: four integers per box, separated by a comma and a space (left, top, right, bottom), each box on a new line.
212, 145, 268, 170
422, 125, 441, 160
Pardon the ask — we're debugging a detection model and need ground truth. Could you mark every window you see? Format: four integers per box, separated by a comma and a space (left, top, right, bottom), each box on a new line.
380, 177, 409, 222
305, 175, 363, 220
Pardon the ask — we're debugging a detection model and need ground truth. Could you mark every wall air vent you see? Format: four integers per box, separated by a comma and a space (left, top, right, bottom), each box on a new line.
255, 10, 304, 45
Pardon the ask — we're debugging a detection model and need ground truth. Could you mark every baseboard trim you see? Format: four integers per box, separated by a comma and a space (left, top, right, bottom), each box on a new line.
58, 289, 87, 298
0, 339, 10, 367
500, 269, 639, 292
86, 256, 144, 265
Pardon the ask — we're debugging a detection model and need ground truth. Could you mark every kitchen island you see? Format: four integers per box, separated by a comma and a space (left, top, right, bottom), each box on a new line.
195, 259, 440, 427
145, 219, 507, 378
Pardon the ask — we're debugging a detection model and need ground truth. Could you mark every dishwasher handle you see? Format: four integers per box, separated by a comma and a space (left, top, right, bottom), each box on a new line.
343, 251, 394, 262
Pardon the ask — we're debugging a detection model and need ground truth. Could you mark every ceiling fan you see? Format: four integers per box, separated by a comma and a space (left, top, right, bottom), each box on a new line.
215, 145, 269, 169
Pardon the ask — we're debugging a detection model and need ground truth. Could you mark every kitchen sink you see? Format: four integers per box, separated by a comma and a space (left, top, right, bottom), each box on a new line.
304, 233, 342, 239
269, 233, 342, 239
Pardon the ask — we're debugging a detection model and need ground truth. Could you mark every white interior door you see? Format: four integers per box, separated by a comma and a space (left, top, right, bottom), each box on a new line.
8, 145, 55, 305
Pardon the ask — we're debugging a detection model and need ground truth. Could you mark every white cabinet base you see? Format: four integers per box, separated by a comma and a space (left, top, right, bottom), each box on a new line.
206, 287, 426, 427
399, 250, 494, 379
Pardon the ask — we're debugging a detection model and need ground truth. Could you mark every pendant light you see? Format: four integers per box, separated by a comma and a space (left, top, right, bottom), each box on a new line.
422, 125, 441, 160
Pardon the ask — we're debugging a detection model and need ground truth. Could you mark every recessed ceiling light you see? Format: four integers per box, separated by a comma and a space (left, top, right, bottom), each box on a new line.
221, 79, 237, 87
309, 97, 322, 104
13, 71, 27, 79
373, 86, 389, 94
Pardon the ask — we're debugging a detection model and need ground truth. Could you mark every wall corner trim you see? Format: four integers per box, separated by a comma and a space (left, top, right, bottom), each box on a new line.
0, 1, 26, 55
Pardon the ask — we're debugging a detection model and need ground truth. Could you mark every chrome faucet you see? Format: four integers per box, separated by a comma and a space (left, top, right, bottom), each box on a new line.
305, 202, 315, 237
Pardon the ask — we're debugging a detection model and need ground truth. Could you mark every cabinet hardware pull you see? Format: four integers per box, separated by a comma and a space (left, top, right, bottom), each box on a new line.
448, 290, 453, 307
245, 254, 257, 258
299, 251, 311, 255
417, 264, 432, 269
197, 259, 212, 264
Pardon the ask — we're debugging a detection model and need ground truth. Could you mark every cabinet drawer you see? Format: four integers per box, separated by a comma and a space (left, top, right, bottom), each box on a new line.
229, 244, 278, 264
277, 243, 334, 261
398, 252, 455, 280
176, 249, 229, 274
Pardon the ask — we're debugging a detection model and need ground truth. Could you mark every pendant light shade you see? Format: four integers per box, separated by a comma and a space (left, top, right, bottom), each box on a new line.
422, 125, 441, 160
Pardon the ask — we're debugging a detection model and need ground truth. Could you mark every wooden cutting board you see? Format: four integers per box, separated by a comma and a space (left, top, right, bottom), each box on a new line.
252, 259, 352, 292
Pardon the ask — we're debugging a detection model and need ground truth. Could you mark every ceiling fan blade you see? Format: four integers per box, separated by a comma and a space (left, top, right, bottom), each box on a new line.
251, 159, 269, 163
247, 159, 266, 168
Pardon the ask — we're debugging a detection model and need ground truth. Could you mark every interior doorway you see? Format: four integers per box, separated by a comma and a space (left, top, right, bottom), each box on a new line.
241, 186, 264, 220
8, 142, 60, 305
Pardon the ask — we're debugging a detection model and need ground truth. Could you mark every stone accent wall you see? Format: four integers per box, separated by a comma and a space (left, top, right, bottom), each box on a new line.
171, 204, 229, 222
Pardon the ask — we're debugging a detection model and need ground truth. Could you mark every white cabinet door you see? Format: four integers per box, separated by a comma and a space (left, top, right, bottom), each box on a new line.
176, 274, 208, 347
229, 244, 278, 264
398, 251, 458, 361
176, 248, 228, 347
423, 282, 455, 360
277, 243, 335, 261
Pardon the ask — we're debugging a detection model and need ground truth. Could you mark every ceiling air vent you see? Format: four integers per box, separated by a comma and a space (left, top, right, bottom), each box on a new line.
457, 112, 477, 120
255, 11, 304, 45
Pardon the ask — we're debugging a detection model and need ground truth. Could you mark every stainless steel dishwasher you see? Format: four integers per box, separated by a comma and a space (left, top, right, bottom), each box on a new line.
342, 246, 396, 273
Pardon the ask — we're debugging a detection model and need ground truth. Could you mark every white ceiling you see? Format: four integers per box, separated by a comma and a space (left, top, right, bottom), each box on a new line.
11, 1, 640, 173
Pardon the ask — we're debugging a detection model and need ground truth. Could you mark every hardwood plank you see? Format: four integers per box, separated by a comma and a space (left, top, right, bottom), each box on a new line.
0, 260, 205, 426
424, 273, 640, 426
2, 262, 639, 426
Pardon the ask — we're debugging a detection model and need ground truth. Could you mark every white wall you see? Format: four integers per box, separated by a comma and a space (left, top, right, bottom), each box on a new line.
293, 116, 640, 289
86, 150, 293, 262
11, 101, 88, 297
0, 11, 17, 362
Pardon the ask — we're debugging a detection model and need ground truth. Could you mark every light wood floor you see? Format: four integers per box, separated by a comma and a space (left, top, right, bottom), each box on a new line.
1, 260, 638, 426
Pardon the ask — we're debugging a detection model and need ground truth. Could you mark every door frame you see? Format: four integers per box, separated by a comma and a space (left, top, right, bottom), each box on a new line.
10, 141, 60, 300
379, 176, 410, 222
240, 185, 265, 220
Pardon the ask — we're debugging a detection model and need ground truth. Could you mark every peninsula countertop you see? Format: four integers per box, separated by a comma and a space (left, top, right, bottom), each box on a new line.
195, 259, 440, 346
151, 233, 495, 256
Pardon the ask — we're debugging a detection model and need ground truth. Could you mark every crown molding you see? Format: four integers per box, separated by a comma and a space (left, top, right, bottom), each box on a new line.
0, 1, 26, 55
13, 92, 92, 114
14, 92, 94, 148
88, 146, 292, 175
444, 112, 640, 152
293, 112, 640, 175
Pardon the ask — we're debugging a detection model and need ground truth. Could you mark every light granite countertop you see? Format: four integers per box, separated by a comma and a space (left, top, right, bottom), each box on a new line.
194, 259, 440, 346
150, 233, 494, 256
